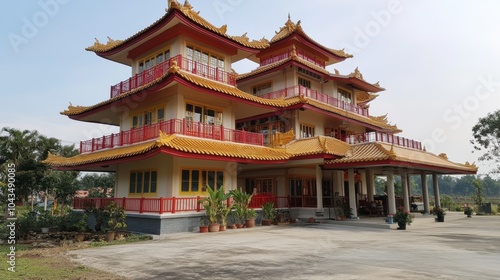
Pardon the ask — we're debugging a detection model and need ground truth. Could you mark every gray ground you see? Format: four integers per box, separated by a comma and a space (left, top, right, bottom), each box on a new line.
67, 212, 500, 280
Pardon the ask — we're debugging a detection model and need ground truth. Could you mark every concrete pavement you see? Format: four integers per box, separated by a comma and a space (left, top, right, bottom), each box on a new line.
67, 212, 500, 279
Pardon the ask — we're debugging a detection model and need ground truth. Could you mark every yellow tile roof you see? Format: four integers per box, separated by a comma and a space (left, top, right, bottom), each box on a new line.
271, 16, 351, 58
44, 133, 290, 167
326, 142, 478, 173
285, 136, 351, 157
43, 141, 158, 167
86, 0, 269, 53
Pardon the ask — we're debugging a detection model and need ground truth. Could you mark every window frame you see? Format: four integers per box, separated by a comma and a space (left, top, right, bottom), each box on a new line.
180, 168, 224, 196
129, 170, 158, 197
300, 123, 315, 139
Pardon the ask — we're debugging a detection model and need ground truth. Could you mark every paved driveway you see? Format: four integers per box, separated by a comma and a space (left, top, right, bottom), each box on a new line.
67, 212, 500, 279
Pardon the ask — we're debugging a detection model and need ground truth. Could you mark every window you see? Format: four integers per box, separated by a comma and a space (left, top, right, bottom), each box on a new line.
186, 45, 224, 70
132, 107, 165, 128
300, 123, 315, 139
185, 103, 222, 125
298, 77, 311, 89
180, 169, 224, 195
129, 170, 157, 195
245, 178, 274, 195
138, 49, 170, 73
338, 89, 352, 104
252, 82, 272, 97
298, 67, 322, 80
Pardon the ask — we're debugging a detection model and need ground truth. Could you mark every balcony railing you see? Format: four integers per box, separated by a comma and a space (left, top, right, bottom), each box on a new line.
259, 85, 369, 117
344, 132, 423, 150
73, 195, 292, 214
260, 49, 326, 68
110, 55, 236, 98
79, 119, 264, 154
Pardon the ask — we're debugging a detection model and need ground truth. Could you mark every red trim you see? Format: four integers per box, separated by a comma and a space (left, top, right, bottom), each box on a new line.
323, 159, 477, 174
97, 10, 259, 59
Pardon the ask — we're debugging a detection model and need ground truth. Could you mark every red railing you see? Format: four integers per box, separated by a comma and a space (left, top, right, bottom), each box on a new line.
110, 55, 236, 98
260, 49, 326, 68
345, 132, 423, 150
74, 195, 291, 214
259, 85, 369, 117
73, 196, 203, 214
79, 119, 264, 154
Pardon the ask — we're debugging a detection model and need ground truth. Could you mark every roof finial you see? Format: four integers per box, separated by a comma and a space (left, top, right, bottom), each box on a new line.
288, 13, 291, 21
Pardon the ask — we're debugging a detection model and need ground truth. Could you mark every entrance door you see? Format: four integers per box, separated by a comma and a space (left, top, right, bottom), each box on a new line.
288, 178, 317, 207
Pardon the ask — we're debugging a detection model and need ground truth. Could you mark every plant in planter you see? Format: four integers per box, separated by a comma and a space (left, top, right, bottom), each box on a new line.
199, 185, 228, 232
218, 196, 233, 231
199, 216, 209, 233
74, 213, 88, 242
464, 206, 473, 218
261, 202, 276, 226
393, 207, 413, 230
245, 208, 258, 228
230, 188, 254, 228
433, 206, 446, 222
38, 210, 54, 233
105, 202, 127, 241
234, 205, 246, 228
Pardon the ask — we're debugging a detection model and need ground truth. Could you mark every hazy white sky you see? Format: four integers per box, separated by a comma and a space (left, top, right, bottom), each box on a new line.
1, 0, 499, 176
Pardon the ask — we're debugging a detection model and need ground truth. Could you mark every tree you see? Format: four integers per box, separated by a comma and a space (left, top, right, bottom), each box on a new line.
471, 110, 500, 174
471, 179, 485, 214
0, 127, 79, 208
76, 173, 115, 197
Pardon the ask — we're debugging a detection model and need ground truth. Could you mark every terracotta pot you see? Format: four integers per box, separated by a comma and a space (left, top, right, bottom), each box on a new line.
219, 225, 226, 231
229, 224, 237, 229
236, 223, 244, 229
245, 219, 255, 228
106, 231, 115, 242
199, 226, 208, 233
208, 223, 220, 232
262, 219, 272, 226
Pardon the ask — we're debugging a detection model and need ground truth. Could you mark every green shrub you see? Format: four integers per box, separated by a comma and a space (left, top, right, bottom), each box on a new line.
59, 212, 84, 231
17, 212, 38, 238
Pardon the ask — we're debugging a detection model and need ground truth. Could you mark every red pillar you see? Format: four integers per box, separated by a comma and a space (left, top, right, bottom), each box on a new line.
172, 197, 177, 214
159, 197, 164, 214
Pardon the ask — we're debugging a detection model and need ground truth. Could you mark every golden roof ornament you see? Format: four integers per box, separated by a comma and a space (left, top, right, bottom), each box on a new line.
349, 67, 364, 79
290, 44, 297, 58
271, 129, 295, 147
169, 60, 180, 74
438, 153, 448, 160
388, 144, 396, 160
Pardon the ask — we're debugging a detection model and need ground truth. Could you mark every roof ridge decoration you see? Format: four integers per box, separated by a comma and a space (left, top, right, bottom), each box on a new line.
86, 36, 124, 52
271, 129, 295, 148
368, 114, 401, 133
349, 67, 364, 79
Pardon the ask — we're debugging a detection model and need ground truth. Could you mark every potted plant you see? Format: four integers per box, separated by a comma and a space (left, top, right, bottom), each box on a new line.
105, 202, 127, 241
74, 213, 88, 242
261, 202, 276, 226
464, 206, 473, 218
245, 208, 257, 228
433, 206, 446, 222
230, 188, 254, 228
234, 205, 246, 228
199, 185, 228, 232
38, 210, 53, 233
393, 207, 413, 230
199, 216, 209, 233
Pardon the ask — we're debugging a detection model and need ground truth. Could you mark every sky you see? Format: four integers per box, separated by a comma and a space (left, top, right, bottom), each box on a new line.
1, 0, 499, 177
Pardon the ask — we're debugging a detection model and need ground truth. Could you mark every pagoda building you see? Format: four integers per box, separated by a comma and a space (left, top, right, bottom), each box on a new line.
45, 1, 477, 234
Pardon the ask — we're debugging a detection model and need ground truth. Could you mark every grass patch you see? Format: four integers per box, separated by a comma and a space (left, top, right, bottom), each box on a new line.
0, 234, 151, 279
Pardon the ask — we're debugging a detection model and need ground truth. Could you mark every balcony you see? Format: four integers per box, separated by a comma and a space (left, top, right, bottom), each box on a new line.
344, 132, 423, 150
259, 85, 369, 117
79, 119, 264, 154
260, 49, 326, 68
110, 55, 237, 98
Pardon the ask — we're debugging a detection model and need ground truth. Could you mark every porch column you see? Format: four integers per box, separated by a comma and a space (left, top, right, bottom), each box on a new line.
316, 165, 323, 209
421, 172, 430, 214
348, 169, 358, 219
366, 168, 374, 202
433, 173, 440, 208
386, 169, 396, 215
401, 172, 410, 212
